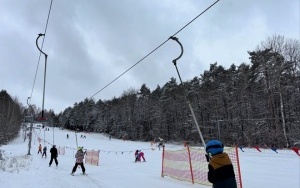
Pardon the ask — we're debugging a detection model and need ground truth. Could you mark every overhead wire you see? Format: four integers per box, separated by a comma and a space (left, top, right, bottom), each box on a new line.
29, 0, 54, 104
89, 0, 220, 99
63, 0, 221, 143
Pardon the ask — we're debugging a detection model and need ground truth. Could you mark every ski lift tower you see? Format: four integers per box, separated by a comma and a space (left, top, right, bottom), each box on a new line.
27, 97, 34, 155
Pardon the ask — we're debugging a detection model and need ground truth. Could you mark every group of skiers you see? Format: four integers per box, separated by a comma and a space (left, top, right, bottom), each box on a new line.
37, 143, 86, 175
37, 136, 236, 187
37, 144, 47, 158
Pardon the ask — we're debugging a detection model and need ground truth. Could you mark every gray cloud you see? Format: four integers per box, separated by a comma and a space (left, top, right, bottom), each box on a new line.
0, 0, 299, 113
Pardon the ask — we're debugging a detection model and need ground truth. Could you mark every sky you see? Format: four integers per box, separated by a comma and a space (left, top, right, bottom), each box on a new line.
0, 0, 299, 114
0, 127, 299, 188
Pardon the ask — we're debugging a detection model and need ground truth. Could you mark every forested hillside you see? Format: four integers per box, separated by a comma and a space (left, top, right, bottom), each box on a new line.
2, 35, 299, 148
54, 35, 300, 147
0, 90, 23, 145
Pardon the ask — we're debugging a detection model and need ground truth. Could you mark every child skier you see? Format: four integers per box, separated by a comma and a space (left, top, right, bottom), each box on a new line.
138, 151, 146, 162
158, 137, 164, 150
206, 140, 237, 188
42, 146, 47, 158
71, 147, 86, 175
37, 144, 42, 154
134, 150, 140, 162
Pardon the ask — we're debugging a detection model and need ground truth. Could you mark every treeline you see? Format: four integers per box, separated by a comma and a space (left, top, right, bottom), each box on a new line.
51, 35, 299, 148
4, 35, 299, 148
0, 90, 23, 145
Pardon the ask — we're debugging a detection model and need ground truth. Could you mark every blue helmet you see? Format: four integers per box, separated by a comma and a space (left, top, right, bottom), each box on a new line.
206, 140, 224, 156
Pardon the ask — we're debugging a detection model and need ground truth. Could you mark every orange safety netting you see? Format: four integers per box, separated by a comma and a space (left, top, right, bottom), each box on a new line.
85, 150, 100, 166
58, 146, 65, 155
162, 146, 242, 188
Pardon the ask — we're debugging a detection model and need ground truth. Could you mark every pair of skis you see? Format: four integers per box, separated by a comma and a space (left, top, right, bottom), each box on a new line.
71, 172, 86, 176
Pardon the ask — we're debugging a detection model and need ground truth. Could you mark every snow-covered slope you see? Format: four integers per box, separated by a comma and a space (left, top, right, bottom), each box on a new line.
0, 128, 299, 188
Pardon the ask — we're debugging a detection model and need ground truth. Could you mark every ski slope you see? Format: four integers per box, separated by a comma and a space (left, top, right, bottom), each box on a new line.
0, 128, 299, 188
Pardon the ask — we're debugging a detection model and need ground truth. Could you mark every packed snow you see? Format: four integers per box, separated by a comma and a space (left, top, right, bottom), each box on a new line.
0, 127, 299, 188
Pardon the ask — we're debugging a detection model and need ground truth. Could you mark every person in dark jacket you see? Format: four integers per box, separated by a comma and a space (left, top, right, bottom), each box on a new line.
134, 150, 140, 162
206, 140, 237, 188
42, 146, 47, 158
49, 145, 58, 167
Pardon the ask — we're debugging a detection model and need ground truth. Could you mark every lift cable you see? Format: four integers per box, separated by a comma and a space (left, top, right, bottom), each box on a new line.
29, 0, 54, 104
89, 0, 220, 99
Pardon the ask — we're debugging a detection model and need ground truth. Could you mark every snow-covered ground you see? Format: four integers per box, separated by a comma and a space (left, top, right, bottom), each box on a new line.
0, 128, 299, 188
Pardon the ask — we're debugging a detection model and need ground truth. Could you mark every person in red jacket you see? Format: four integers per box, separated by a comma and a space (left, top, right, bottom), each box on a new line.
138, 151, 146, 162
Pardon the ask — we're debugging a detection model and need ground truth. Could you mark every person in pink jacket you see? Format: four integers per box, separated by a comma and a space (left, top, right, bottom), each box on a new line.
138, 151, 146, 162
71, 147, 86, 175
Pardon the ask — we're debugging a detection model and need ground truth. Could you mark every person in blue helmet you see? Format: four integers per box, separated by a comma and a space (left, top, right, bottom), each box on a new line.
205, 140, 237, 188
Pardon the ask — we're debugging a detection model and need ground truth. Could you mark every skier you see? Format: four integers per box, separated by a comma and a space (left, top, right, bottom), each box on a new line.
71, 147, 86, 175
134, 150, 140, 162
42, 146, 47, 158
138, 151, 146, 162
158, 137, 164, 150
67, 134, 69, 139
49, 145, 58, 167
206, 140, 237, 188
37, 144, 42, 154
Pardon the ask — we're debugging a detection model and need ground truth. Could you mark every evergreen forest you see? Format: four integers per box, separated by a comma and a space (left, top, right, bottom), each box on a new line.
1, 35, 300, 148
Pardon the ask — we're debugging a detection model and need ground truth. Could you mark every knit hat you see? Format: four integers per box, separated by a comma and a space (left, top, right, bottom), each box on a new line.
206, 140, 224, 156
77, 147, 83, 151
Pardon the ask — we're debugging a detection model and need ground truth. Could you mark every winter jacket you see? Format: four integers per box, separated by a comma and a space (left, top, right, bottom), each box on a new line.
75, 150, 85, 163
38, 145, 42, 151
50, 147, 58, 157
208, 152, 237, 188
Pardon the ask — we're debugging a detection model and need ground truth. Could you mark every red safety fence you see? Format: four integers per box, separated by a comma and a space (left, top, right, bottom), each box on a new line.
291, 147, 300, 156
85, 150, 100, 166
162, 146, 242, 188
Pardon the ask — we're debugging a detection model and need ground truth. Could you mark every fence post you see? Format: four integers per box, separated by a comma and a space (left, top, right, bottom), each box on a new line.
161, 146, 165, 177
187, 145, 194, 184
235, 146, 243, 188
92, 150, 94, 165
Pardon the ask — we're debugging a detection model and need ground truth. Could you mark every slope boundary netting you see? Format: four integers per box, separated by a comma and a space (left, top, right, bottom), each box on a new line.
162, 146, 242, 188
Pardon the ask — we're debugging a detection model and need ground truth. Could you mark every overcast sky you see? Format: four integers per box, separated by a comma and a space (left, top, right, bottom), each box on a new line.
0, 0, 299, 114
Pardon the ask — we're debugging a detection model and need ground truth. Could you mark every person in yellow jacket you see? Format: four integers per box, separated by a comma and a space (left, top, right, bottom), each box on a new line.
38, 144, 42, 154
